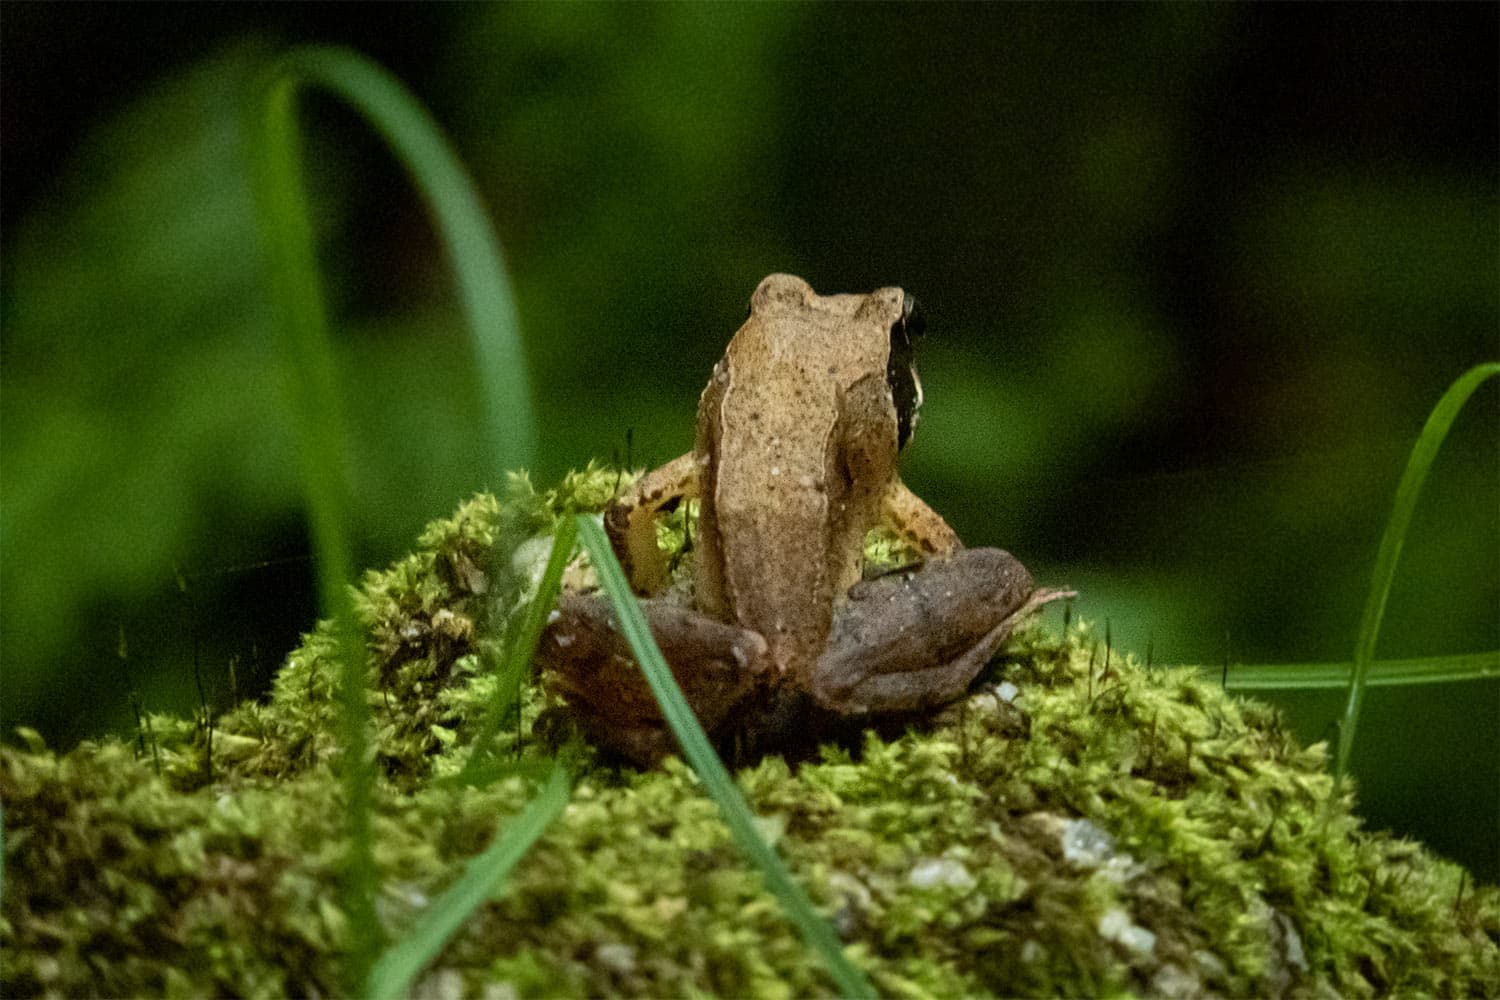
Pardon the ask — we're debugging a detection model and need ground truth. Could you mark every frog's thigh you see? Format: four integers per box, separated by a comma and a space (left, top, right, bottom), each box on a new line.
808, 548, 1035, 714
540, 592, 769, 760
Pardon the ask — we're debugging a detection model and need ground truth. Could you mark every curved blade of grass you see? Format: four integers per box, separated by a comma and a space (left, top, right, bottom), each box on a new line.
576, 515, 876, 999
252, 56, 380, 988
260, 45, 535, 482
1336, 362, 1500, 776
367, 763, 572, 1000
1217, 650, 1500, 691
252, 45, 536, 989
457, 514, 577, 784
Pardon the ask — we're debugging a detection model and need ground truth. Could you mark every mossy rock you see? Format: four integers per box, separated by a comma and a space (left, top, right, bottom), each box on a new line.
3, 469, 1497, 997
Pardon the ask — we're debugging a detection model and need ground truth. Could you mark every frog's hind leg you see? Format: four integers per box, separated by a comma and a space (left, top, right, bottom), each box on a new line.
538, 591, 770, 767
807, 548, 1070, 716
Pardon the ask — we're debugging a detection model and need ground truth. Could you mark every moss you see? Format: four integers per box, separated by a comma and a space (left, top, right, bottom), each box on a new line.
3, 468, 1497, 997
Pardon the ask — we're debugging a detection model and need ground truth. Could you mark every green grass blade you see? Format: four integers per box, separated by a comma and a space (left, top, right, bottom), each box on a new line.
1337, 361, 1500, 776
458, 515, 577, 783
252, 59, 381, 989
252, 45, 537, 989
262, 45, 535, 480
367, 764, 572, 1000
575, 515, 876, 999
1217, 650, 1500, 691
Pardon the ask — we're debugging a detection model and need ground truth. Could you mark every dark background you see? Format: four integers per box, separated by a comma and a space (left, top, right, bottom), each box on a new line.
3, 4, 1496, 878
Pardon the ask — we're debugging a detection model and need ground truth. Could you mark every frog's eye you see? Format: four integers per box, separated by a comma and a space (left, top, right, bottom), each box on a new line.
901, 293, 926, 341
888, 294, 925, 449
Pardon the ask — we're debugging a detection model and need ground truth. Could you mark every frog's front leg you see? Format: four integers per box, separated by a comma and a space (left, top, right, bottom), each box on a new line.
539, 592, 772, 766
806, 548, 1068, 715
605, 452, 700, 597
880, 478, 963, 558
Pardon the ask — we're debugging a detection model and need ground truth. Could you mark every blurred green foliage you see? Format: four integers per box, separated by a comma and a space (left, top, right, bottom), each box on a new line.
2, 5, 1495, 876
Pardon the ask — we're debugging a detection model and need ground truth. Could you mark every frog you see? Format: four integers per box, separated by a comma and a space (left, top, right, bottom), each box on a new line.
538, 273, 1068, 766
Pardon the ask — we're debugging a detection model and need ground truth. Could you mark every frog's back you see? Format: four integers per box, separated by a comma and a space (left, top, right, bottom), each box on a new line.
696, 275, 905, 670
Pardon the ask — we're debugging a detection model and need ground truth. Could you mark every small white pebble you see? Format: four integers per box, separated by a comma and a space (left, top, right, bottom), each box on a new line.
1098, 908, 1156, 955
593, 943, 637, 975
826, 871, 872, 939
1061, 818, 1115, 867
1193, 948, 1229, 982
1059, 816, 1144, 881
414, 968, 465, 1000
1272, 909, 1307, 970
1151, 964, 1201, 999
1121, 924, 1156, 955
752, 812, 787, 846
907, 857, 976, 890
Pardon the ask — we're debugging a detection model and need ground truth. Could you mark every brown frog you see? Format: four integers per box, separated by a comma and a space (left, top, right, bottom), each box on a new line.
539, 274, 1066, 766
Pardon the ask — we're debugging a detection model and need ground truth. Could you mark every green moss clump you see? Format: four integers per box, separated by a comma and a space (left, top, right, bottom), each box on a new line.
3, 468, 1497, 997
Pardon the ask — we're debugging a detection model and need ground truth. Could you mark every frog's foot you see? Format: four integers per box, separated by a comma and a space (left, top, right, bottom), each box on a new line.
807, 548, 1070, 716
538, 592, 770, 767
